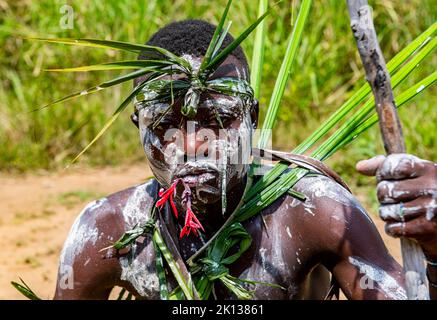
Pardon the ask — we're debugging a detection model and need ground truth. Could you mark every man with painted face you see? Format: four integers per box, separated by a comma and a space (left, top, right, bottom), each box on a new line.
54, 20, 437, 300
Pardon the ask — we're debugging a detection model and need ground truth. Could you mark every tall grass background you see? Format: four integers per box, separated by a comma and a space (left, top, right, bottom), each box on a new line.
0, 0, 435, 197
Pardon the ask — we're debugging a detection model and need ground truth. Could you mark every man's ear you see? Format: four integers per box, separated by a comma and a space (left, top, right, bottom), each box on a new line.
131, 112, 139, 128
250, 99, 259, 129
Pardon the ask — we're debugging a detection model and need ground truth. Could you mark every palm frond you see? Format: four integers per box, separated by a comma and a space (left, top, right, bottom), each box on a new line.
45, 60, 174, 72
257, 0, 312, 149
32, 69, 151, 112
250, 0, 268, 98
199, 0, 233, 72
31, 37, 191, 71
203, 10, 270, 74
246, 22, 437, 199
71, 78, 150, 163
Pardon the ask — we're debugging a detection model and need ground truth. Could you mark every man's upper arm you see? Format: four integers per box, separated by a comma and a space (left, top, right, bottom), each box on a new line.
299, 176, 407, 299
54, 199, 122, 299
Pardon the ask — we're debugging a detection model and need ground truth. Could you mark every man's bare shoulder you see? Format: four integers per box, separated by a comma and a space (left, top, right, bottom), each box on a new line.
278, 174, 375, 236
60, 179, 159, 266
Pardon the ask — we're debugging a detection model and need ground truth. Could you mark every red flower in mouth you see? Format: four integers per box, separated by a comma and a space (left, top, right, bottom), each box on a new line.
179, 201, 205, 239
156, 179, 180, 218
155, 179, 204, 239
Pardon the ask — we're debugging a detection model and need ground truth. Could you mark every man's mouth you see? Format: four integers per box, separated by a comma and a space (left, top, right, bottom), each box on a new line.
174, 165, 218, 187
178, 172, 217, 187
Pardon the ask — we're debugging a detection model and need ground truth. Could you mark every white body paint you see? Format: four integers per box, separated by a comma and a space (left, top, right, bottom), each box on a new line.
380, 153, 423, 179
119, 243, 160, 297
259, 247, 267, 270
181, 54, 201, 72
377, 180, 409, 203
59, 198, 107, 267
286, 226, 292, 239
379, 203, 404, 220
295, 175, 373, 224
119, 181, 160, 297
121, 181, 154, 229
349, 256, 407, 300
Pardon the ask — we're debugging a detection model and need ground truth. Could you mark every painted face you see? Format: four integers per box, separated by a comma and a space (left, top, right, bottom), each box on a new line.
137, 54, 256, 204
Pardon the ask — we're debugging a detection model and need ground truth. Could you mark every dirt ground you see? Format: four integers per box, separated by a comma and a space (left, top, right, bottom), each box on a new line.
0, 164, 401, 299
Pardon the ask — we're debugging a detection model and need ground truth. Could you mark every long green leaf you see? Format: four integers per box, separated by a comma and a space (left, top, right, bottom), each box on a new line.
250, 0, 268, 98
70, 78, 149, 163
212, 22, 233, 60
11, 278, 41, 300
295, 20, 436, 156
153, 229, 195, 300
33, 69, 151, 112
313, 37, 436, 160
31, 37, 191, 71
327, 71, 437, 157
153, 240, 169, 300
204, 10, 270, 72
246, 21, 437, 200
46, 60, 174, 72
199, 0, 233, 71
238, 35, 436, 221
257, 0, 312, 149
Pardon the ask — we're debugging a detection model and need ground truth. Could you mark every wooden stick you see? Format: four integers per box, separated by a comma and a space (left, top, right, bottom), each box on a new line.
346, 0, 428, 300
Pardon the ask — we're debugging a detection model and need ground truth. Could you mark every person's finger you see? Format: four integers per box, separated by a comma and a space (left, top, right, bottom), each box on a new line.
385, 216, 437, 239
376, 179, 434, 204
376, 153, 426, 181
379, 197, 432, 222
356, 155, 385, 176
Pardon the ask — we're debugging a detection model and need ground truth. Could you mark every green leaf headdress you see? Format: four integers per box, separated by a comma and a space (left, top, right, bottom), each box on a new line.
33, 0, 268, 163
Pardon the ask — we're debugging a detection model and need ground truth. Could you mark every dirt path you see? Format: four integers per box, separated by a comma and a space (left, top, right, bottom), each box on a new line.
0, 165, 401, 299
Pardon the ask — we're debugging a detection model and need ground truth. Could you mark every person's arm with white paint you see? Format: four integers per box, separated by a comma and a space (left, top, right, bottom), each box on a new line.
297, 176, 407, 299
53, 200, 120, 299
319, 197, 407, 299
357, 153, 437, 299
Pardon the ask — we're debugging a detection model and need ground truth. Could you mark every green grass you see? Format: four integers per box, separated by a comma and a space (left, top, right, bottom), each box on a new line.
0, 0, 435, 172
57, 190, 106, 208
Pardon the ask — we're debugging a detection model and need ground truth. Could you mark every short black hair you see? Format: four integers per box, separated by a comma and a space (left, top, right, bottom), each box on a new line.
138, 19, 249, 77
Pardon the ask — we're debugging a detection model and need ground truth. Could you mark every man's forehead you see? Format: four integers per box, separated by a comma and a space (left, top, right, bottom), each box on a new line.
210, 54, 248, 80
180, 54, 247, 80
142, 94, 244, 120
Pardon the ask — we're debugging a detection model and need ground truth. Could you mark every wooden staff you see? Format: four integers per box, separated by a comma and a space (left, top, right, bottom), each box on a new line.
346, 0, 428, 299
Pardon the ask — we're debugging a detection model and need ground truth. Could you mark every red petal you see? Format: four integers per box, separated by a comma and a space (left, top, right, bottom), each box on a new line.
169, 193, 178, 218
158, 188, 165, 197
179, 226, 189, 238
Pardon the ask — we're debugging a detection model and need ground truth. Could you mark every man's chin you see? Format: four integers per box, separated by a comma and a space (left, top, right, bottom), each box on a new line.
191, 184, 221, 204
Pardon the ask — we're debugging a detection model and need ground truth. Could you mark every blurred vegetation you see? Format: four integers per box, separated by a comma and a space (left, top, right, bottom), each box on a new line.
0, 0, 435, 178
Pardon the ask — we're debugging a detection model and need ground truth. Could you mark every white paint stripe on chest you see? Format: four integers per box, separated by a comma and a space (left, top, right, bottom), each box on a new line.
120, 243, 159, 297
120, 181, 159, 297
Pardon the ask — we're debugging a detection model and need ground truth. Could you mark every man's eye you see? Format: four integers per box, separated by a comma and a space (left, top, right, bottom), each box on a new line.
153, 121, 173, 131
207, 115, 232, 128
151, 117, 180, 131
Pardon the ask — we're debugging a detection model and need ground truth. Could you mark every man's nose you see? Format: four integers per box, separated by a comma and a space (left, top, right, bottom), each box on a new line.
184, 122, 215, 159
185, 129, 200, 158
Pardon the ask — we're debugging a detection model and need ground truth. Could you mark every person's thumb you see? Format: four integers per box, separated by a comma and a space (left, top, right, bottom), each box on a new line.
356, 155, 386, 176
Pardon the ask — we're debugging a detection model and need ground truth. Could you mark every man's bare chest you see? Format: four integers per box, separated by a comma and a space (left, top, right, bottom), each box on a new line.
117, 213, 318, 300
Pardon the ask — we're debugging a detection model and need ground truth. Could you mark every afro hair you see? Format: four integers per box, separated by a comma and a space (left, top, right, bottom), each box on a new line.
139, 19, 249, 74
